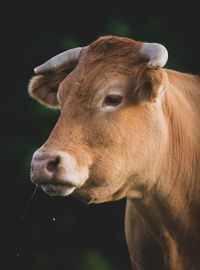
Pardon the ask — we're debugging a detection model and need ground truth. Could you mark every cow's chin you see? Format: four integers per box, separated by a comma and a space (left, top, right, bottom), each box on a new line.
72, 186, 123, 205
41, 184, 76, 197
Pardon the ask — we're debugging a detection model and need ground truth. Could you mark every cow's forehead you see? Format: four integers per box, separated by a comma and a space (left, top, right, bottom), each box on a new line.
58, 67, 130, 109
58, 36, 144, 106
73, 36, 143, 76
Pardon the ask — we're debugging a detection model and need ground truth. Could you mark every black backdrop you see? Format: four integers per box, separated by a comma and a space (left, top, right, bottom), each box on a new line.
3, 1, 199, 269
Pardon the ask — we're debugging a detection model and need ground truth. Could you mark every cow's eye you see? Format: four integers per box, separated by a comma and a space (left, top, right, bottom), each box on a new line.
102, 94, 123, 107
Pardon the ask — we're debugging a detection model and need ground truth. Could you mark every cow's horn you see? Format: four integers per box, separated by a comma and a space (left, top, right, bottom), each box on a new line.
34, 47, 83, 74
139, 42, 168, 69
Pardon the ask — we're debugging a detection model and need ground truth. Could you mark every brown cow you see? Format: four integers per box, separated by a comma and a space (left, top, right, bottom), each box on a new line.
28, 36, 200, 270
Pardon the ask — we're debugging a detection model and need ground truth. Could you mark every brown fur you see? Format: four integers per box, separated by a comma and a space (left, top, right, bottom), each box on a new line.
29, 36, 200, 270
28, 72, 67, 108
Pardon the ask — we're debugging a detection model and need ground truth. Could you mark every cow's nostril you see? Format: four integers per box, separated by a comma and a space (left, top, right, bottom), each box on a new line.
47, 157, 60, 172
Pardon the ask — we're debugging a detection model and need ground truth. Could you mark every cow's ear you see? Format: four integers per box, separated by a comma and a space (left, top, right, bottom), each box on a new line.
134, 68, 168, 103
28, 72, 67, 108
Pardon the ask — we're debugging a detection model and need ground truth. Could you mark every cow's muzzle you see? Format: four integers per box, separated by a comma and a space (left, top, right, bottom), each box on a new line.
30, 150, 89, 196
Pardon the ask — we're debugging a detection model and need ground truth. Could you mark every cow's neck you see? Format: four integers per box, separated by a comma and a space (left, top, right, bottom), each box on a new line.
129, 71, 200, 268
163, 70, 200, 212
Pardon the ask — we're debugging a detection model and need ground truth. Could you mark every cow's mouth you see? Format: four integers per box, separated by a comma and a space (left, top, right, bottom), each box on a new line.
40, 183, 76, 197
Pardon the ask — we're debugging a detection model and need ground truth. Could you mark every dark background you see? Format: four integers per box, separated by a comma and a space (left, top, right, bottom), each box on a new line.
3, 1, 199, 269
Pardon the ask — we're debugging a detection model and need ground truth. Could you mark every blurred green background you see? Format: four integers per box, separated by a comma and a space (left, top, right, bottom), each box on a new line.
4, 1, 199, 269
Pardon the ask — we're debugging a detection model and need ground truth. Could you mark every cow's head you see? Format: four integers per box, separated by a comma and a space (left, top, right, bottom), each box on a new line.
29, 36, 169, 204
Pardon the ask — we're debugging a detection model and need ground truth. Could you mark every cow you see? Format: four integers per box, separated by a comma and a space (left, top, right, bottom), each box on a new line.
28, 36, 200, 270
